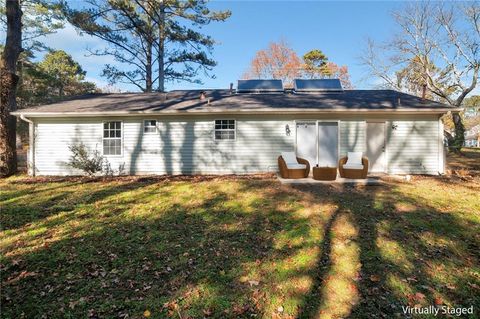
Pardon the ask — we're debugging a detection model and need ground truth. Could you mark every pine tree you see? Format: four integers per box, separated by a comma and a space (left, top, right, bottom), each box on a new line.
38, 50, 86, 97
63, 0, 231, 92
303, 49, 329, 78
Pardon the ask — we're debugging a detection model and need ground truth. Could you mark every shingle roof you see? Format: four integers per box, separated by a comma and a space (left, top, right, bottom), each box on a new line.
12, 89, 458, 117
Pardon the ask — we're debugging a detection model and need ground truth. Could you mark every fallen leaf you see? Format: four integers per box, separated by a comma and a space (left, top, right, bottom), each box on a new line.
203, 308, 212, 316
11, 259, 21, 266
414, 292, 425, 301
468, 282, 479, 289
370, 274, 381, 282
446, 283, 456, 290
143, 310, 151, 318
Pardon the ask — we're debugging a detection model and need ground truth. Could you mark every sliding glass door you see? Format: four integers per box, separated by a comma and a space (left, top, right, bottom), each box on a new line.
296, 121, 339, 169
296, 122, 317, 170
318, 122, 338, 167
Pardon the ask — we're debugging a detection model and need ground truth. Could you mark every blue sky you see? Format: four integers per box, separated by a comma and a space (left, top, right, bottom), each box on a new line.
10, 1, 407, 91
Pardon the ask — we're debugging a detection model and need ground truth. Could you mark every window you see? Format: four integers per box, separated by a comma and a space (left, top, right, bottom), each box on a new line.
144, 119, 157, 133
103, 121, 122, 155
214, 119, 235, 140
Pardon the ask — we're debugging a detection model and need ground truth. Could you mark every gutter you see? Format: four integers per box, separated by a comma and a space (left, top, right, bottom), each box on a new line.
20, 115, 35, 176
11, 108, 462, 118
20, 114, 34, 124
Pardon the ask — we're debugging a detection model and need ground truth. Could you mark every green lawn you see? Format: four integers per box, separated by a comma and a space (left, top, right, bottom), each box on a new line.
1, 156, 479, 318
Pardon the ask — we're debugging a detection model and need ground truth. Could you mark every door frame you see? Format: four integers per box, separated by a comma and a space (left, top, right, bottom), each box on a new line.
366, 121, 387, 173
294, 120, 340, 167
294, 120, 317, 165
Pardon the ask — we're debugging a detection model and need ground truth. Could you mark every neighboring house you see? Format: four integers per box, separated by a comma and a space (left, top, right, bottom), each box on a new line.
464, 125, 480, 147
12, 79, 459, 176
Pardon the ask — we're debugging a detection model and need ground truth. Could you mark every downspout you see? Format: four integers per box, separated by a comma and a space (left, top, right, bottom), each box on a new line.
20, 115, 35, 176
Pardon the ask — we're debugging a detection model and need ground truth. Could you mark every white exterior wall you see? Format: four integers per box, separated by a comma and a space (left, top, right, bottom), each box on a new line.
32, 115, 295, 176
29, 114, 442, 176
339, 121, 366, 156
386, 119, 441, 174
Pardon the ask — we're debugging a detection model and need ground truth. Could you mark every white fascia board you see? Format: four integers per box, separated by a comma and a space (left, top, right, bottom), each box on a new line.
12, 108, 461, 118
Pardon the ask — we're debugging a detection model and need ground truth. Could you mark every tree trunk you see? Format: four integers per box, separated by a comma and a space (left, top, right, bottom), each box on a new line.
17, 58, 23, 106
451, 112, 465, 151
145, 41, 152, 92
0, 0, 22, 176
157, 3, 165, 92
145, 7, 153, 93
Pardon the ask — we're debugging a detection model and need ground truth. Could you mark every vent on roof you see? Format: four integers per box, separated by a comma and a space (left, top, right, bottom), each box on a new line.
294, 79, 343, 92
237, 79, 284, 93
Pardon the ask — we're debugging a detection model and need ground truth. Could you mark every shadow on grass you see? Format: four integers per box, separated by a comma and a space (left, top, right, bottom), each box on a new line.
1, 178, 313, 318
294, 182, 479, 319
296, 208, 343, 319
1, 177, 479, 318
0, 178, 160, 231
0, 175, 269, 231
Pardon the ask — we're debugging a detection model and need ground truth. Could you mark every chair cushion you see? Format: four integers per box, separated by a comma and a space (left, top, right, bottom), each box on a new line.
347, 152, 363, 165
286, 163, 307, 170
281, 152, 298, 164
343, 163, 364, 170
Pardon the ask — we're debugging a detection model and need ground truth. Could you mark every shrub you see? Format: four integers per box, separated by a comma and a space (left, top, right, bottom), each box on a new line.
103, 161, 126, 176
68, 143, 104, 176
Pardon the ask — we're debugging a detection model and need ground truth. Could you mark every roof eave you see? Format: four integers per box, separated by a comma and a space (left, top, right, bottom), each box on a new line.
12, 108, 460, 118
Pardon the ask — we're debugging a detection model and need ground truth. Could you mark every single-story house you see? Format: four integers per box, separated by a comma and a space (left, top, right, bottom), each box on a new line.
464, 125, 480, 148
12, 79, 459, 176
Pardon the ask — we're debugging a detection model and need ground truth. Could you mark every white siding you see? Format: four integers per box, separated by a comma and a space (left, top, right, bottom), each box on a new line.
386, 120, 439, 174
32, 116, 294, 175
30, 114, 441, 176
34, 119, 102, 175
339, 121, 366, 156
124, 118, 294, 174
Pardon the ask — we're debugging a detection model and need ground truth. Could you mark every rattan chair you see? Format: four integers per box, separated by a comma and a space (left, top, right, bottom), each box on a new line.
338, 156, 369, 179
278, 155, 310, 179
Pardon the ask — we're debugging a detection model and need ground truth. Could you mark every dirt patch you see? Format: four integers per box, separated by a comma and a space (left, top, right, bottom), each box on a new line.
8, 173, 277, 185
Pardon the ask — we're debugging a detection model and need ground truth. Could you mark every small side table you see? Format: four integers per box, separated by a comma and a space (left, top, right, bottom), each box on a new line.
313, 166, 337, 181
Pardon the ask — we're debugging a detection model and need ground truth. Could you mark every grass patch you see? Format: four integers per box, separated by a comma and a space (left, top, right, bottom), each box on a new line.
1, 168, 479, 318
447, 147, 480, 177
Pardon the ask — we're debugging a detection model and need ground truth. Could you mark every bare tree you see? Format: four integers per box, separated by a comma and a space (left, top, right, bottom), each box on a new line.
361, 1, 480, 149
0, 0, 22, 176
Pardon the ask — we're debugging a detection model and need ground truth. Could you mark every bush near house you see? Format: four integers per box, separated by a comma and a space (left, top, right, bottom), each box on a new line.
1, 152, 479, 318
68, 143, 105, 176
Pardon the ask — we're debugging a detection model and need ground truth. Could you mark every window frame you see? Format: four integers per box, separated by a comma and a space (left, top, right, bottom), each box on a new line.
213, 119, 236, 141
143, 119, 158, 134
102, 120, 124, 157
